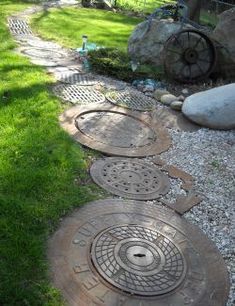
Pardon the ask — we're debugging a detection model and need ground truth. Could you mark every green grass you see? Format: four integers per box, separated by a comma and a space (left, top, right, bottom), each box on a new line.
115, 0, 174, 13
31, 7, 141, 50
0, 2, 102, 305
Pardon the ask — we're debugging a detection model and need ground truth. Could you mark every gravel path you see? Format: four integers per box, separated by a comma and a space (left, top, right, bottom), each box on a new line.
161, 129, 235, 305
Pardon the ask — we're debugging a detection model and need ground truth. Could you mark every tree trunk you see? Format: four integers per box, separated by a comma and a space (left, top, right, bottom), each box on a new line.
186, 0, 202, 23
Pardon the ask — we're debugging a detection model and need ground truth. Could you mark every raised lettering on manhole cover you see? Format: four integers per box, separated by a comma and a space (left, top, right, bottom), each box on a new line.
59, 104, 171, 156
53, 84, 105, 104
90, 157, 170, 200
48, 199, 230, 306
106, 89, 157, 111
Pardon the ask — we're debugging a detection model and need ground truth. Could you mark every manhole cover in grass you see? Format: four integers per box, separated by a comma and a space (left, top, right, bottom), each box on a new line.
106, 89, 157, 111
90, 157, 170, 200
22, 48, 66, 59
48, 199, 230, 306
59, 104, 171, 156
8, 18, 32, 35
58, 72, 97, 85
53, 84, 105, 104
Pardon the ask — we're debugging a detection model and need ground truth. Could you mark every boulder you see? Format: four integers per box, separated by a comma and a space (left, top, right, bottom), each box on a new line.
212, 8, 235, 78
128, 19, 184, 66
182, 84, 235, 130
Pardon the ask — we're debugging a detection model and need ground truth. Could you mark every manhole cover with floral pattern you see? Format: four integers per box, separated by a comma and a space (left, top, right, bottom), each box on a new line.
48, 199, 230, 306
90, 157, 170, 199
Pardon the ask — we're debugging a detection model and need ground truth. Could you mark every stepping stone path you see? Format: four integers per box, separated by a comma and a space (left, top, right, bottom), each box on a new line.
8, 1, 231, 305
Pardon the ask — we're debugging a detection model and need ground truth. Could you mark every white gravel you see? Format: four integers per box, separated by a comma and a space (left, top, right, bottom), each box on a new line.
161, 128, 235, 306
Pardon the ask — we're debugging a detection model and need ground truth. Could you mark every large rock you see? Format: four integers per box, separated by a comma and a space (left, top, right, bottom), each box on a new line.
182, 84, 235, 130
212, 8, 235, 78
128, 19, 184, 66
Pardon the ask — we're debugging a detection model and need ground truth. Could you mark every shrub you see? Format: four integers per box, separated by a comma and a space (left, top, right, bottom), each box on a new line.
89, 48, 162, 82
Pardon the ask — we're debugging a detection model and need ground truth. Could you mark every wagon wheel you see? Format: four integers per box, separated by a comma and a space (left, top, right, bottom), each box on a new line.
164, 29, 216, 83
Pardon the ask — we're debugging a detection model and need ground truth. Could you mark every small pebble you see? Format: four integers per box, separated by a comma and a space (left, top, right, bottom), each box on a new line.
170, 100, 183, 111
161, 94, 177, 105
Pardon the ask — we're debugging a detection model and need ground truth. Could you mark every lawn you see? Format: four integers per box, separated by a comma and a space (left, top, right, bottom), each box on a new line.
0, 1, 100, 305
31, 7, 142, 50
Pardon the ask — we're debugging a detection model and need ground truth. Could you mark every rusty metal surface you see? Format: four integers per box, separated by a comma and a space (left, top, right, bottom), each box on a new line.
105, 89, 156, 111
90, 157, 170, 200
59, 104, 171, 157
48, 199, 230, 306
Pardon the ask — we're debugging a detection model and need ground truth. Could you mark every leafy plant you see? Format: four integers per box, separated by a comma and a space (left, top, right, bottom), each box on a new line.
89, 47, 162, 82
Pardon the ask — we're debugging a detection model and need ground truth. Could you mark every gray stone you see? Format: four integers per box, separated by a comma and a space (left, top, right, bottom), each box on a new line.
212, 8, 235, 77
161, 94, 177, 106
177, 95, 185, 102
182, 84, 235, 130
153, 89, 169, 101
171, 101, 183, 111
128, 19, 184, 66
182, 89, 189, 95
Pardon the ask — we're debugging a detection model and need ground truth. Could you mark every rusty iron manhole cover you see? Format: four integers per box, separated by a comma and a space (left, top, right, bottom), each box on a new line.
8, 18, 32, 35
58, 72, 97, 85
22, 48, 66, 59
90, 157, 170, 200
59, 104, 171, 156
53, 84, 105, 104
106, 89, 157, 111
48, 199, 230, 306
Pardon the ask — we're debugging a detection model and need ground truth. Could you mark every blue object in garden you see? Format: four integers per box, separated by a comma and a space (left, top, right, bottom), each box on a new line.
132, 79, 166, 92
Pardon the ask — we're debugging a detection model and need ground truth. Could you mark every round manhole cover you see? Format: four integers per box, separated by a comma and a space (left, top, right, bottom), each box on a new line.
48, 199, 230, 306
59, 104, 171, 156
90, 157, 170, 199
91, 225, 186, 296
53, 84, 105, 104
106, 89, 157, 111
22, 48, 66, 59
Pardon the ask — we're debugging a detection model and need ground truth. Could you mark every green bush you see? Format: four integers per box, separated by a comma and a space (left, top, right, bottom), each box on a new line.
89, 48, 162, 82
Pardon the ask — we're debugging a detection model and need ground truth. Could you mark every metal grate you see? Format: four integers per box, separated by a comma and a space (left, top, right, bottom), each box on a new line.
53, 84, 105, 104
106, 89, 157, 111
58, 72, 97, 85
8, 18, 32, 35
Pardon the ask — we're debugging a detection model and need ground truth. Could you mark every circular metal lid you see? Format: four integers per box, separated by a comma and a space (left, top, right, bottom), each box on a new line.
106, 89, 156, 111
22, 48, 66, 59
91, 224, 186, 296
59, 104, 171, 156
90, 157, 170, 200
48, 199, 230, 306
